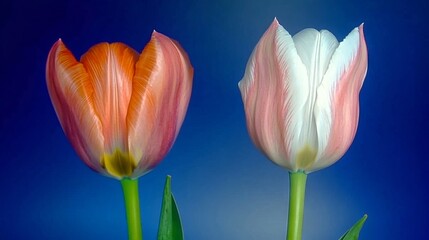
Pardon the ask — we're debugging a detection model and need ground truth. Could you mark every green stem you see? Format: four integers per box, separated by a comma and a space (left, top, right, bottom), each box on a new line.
287, 171, 307, 240
121, 178, 143, 240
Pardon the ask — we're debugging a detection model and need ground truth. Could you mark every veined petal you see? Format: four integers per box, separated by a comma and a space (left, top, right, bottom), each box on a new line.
313, 25, 368, 171
80, 43, 138, 154
239, 19, 309, 171
46, 40, 105, 172
127, 31, 193, 177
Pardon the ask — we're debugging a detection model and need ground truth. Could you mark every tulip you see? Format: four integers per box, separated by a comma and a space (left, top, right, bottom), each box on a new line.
46, 31, 193, 240
46, 32, 193, 179
238, 18, 368, 240
239, 18, 367, 173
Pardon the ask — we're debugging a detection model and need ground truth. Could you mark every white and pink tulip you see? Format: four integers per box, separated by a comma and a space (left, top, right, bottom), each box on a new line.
239, 19, 368, 173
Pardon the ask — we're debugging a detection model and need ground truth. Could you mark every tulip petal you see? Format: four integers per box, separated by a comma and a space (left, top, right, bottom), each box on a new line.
239, 19, 310, 171
127, 31, 193, 176
293, 29, 339, 83
46, 40, 105, 172
313, 25, 368, 171
80, 43, 139, 154
291, 29, 340, 168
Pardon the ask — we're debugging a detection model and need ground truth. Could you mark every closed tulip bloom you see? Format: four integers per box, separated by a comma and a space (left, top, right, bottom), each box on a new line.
239, 19, 368, 173
46, 32, 193, 179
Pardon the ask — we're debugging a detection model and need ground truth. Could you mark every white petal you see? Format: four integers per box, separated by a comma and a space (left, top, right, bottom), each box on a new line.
290, 29, 340, 155
293, 29, 339, 82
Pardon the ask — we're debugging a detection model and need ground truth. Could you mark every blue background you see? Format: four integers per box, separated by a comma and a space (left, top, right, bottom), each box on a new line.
1, 0, 428, 239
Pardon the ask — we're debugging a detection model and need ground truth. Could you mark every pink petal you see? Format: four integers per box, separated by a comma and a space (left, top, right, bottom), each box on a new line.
126, 31, 193, 177
239, 19, 309, 171
46, 40, 105, 173
313, 25, 368, 171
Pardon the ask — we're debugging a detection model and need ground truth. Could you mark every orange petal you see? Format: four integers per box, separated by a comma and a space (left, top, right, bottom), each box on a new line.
46, 39, 105, 172
80, 42, 139, 153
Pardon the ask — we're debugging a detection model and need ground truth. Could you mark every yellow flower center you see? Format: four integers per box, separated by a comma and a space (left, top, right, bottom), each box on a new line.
296, 145, 317, 170
100, 149, 136, 179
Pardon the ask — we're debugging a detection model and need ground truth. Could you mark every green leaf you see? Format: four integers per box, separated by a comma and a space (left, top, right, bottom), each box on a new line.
158, 175, 184, 240
339, 214, 368, 240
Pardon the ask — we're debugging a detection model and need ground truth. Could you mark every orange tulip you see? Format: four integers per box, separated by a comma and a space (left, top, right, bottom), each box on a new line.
46, 31, 193, 180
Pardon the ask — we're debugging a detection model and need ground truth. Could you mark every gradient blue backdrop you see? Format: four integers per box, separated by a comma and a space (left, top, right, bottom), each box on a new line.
1, 0, 428, 239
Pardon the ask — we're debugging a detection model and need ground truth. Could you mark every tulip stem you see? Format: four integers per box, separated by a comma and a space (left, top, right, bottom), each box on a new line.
287, 171, 307, 240
121, 178, 143, 240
